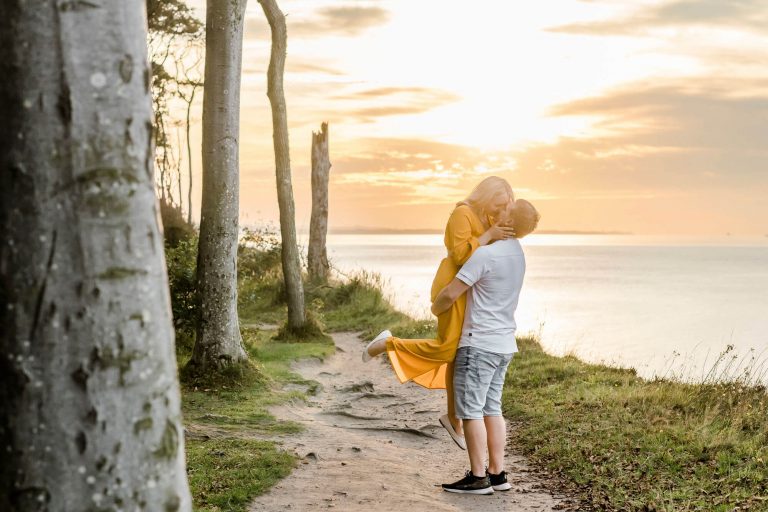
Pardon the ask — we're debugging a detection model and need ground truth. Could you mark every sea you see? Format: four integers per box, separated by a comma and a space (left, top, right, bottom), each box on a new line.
323, 233, 768, 383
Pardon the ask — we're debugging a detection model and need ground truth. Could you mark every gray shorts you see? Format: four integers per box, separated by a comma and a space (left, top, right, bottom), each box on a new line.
453, 346, 514, 420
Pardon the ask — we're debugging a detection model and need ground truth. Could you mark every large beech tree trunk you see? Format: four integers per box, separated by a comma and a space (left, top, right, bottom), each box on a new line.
190, 0, 248, 371
308, 122, 331, 283
0, 1, 192, 510
259, 0, 306, 329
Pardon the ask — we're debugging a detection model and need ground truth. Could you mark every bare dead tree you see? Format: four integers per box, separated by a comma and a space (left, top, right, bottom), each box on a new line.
147, 0, 202, 222
308, 122, 331, 283
0, 0, 192, 509
259, 0, 307, 330
176, 45, 204, 226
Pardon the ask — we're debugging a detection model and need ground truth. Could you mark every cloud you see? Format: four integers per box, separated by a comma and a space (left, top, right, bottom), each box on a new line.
507, 78, 768, 199
286, 61, 346, 76
333, 86, 457, 100
242, 57, 345, 77
328, 86, 461, 123
295, 6, 389, 36
328, 137, 518, 204
550, 80, 768, 152
551, 0, 768, 36
246, 5, 389, 40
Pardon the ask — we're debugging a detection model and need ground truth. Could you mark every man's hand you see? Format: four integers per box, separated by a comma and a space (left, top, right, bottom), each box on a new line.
431, 278, 470, 316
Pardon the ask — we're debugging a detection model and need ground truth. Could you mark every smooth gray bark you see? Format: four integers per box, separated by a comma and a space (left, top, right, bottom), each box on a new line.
190, 0, 248, 370
259, 0, 306, 329
308, 122, 331, 283
0, 1, 192, 510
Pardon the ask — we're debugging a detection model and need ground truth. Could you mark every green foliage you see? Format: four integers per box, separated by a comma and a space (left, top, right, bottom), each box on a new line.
180, 358, 266, 391
221, 227, 434, 343
310, 270, 436, 340
238, 227, 282, 281
165, 235, 198, 340
236, 228, 286, 325
160, 197, 196, 246
505, 336, 768, 511
146, 0, 203, 37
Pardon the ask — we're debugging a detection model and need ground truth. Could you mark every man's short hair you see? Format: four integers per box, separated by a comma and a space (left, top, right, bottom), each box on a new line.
511, 199, 540, 238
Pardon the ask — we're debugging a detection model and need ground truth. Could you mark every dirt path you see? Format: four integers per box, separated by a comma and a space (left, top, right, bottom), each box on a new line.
249, 332, 575, 511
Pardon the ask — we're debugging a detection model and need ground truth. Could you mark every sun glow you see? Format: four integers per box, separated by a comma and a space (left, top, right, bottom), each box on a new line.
275, 1, 703, 149
177, 0, 768, 235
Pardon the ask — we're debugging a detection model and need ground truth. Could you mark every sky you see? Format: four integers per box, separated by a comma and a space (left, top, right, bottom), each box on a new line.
176, 0, 768, 235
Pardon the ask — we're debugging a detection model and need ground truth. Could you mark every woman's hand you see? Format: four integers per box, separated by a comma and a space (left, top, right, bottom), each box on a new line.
479, 221, 515, 245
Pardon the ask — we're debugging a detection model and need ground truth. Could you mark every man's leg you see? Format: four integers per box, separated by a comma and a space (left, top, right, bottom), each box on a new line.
442, 347, 494, 494
484, 415, 505, 474
464, 418, 488, 476
482, 352, 514, 476
455, 347, 496, 475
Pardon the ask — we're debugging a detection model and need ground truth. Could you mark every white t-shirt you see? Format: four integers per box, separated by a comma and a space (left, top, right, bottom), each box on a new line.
456, 239, 526, 355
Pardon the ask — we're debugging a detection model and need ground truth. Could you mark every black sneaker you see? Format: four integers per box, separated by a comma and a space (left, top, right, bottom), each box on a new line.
488, 470, 511, 491
441, 470, 494, 494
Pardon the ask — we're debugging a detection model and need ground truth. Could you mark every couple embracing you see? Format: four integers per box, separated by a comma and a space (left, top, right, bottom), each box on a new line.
362, 176, 540, 494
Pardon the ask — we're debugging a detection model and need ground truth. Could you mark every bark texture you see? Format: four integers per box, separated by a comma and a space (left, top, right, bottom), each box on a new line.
190, 0, 248, 371
0, 1, 192, 510
308, 123, 331, 283
259, 0, 306, 329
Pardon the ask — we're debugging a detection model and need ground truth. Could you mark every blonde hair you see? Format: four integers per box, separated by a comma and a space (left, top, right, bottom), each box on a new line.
510, 199, 540, 238
458, 176, 514, 218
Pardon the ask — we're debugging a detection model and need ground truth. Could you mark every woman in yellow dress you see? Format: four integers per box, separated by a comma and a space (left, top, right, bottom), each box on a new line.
363, 176, 515, 448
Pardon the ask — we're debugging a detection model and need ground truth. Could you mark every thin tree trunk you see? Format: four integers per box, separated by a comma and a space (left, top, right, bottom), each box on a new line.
186, 86, 197, 226
308, 122, 331, 283
259, 0, 306, 329
177, 126, 183, 210
190, 0, 248, 372
0, 1, 192, 510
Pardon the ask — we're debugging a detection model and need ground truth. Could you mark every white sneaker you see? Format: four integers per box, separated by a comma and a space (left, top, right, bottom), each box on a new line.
439, 414, 467, 450
362, 330, 392, 362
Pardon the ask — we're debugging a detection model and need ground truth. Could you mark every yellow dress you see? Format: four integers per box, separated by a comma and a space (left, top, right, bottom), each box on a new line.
385, 204, 487, 389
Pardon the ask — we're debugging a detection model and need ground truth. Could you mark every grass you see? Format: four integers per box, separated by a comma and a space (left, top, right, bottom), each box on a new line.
309, 270, 436, 339
180, 327, 334, 511
504, 335, 768, 511
171, 230, 768, 511
169, 233, 431, 510
186, 438, 294, 512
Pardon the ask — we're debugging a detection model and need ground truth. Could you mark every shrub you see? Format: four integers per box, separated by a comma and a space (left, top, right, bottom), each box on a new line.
238, 227, 282, 282
165, 235, 199, 335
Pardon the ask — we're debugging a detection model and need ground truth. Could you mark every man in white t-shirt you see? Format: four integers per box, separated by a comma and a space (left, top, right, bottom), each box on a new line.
431, 199, 540, 495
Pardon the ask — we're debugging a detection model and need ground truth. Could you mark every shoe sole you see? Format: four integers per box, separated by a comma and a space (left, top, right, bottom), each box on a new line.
492, 483, 512, 491
442, 487, 494, 495
439, 415, 467, 450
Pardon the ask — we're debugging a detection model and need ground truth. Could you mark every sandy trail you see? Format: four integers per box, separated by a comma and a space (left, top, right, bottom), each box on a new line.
249, 332, 574, 511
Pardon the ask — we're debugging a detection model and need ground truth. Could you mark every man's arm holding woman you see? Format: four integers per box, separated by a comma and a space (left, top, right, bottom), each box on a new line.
431, 278, 470, 316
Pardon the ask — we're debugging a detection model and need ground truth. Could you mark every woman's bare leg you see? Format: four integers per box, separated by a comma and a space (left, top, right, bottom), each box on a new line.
445, 361, 463, 436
